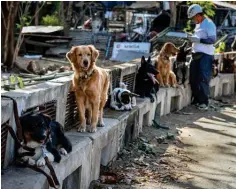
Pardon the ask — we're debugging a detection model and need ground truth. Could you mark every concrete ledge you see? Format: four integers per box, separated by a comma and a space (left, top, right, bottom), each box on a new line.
1, 63, 235, 189
1, 99, 16, 168
67, 118, 120, 181
210, 74, 235, 97
1, 99, 13, 124
1, 82, 69, 118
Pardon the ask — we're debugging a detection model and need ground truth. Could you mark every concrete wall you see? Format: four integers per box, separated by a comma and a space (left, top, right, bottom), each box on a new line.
1, 53, 235, 189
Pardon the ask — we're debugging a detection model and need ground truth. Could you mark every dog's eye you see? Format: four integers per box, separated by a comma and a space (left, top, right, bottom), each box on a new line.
78, 54, 82, 56
87, 54, 91, 56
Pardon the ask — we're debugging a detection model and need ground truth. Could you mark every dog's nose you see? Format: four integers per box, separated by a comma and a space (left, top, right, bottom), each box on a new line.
83, 60, 88, 67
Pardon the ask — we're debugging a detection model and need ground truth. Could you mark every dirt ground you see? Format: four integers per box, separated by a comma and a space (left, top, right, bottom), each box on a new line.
90, 95, 236, 189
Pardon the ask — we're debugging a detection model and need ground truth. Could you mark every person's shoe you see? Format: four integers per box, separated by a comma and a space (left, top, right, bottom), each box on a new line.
198, 104, 208, 110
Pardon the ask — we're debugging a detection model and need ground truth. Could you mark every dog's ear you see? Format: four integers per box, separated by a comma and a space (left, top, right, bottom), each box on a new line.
179, 41, 188, 51
141, 56, 146, 65
171, 44, 179, 55
66, 46, 76, 64
40, 113, 52, 129
88, 45, 99, 63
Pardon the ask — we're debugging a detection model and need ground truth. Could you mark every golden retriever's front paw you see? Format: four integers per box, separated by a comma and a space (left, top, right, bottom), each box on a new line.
160, 83, 164, 87
88, 126, 97, 133
172, 84, 177, 88
165, 84, 170, 88
77, 126, 86, 132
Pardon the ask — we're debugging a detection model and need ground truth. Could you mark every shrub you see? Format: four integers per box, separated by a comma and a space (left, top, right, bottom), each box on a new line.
41, 14, 62, 26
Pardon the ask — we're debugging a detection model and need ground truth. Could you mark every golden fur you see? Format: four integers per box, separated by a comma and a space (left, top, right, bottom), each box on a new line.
156, 42, 179, 87
66, 45, 110, 133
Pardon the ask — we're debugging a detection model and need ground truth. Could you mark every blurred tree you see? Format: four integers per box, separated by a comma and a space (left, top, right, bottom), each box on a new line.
1, 1, 20, 69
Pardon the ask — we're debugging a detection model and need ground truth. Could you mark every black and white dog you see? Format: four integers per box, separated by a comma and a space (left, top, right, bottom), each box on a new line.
135, 56, 159, 102
173, 41, 192, 87
18, 112, 72, 166
110, 82, 139, 111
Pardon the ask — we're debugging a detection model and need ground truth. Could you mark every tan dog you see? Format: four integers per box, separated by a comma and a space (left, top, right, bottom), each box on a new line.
66, 45, 110, 133
156, 42, 179, 87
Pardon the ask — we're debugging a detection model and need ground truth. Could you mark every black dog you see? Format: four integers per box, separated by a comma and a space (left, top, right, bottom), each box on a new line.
18, 112, 72, 166
135, 56, 159, 103
212, 59, 219, 78
221, 57, 236, 73
173, 41, 192, 87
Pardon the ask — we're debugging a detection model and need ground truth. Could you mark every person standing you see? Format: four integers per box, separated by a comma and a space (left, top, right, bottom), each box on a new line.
187, 4, 217, 110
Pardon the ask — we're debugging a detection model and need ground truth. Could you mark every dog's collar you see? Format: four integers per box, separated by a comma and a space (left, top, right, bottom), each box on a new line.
79, 69, 95, 80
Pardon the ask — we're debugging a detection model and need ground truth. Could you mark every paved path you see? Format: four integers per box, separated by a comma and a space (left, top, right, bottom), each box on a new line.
158, 102, 236, 189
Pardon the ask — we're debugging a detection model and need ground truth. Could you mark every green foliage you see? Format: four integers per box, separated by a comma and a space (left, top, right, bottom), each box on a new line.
41, 14, 62, 26
41, 2, 62, 26
215, 42, 226, 53
184, 1, 216, 33
16, 14, 32, 29
188, 1, 215, 18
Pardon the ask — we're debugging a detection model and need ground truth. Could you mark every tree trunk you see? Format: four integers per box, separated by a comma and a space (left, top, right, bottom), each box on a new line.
64, 1, 73, 36
2, 1, 20, 69
169, 2, 177, 27
35, 2, 39, 25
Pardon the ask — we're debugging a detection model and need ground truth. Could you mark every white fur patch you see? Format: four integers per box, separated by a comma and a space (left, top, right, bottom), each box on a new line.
59, 148, 67, 155
36, 157, 46, 167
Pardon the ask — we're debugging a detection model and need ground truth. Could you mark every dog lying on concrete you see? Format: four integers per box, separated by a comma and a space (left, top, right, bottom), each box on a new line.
18, 112, 72, 167
135, 56, 159, 103
110, 82, 139, 111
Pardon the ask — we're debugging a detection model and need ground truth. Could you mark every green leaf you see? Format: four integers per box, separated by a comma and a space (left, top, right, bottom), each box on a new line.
17, 77, 24, 88
10, 75, 16, 84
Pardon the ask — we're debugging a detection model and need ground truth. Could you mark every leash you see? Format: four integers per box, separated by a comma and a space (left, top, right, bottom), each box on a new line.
1, 95, 60, 188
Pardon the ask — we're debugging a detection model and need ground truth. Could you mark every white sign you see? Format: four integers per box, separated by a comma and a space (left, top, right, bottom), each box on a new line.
111, 42, 151, 60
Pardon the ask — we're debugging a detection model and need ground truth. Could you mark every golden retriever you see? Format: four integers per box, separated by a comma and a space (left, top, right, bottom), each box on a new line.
66, 45, 110, 133
156, 42, 179, 88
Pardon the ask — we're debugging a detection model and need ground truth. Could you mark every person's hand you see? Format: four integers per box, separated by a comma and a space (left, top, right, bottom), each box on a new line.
188, 35, 200, 43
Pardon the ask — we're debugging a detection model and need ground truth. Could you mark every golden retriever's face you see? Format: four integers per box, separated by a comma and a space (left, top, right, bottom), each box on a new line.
160, 42, 179, 58
66, 45, 99, 71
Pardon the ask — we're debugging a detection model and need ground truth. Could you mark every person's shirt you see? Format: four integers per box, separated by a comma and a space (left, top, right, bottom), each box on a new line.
192, 17, 216, 55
